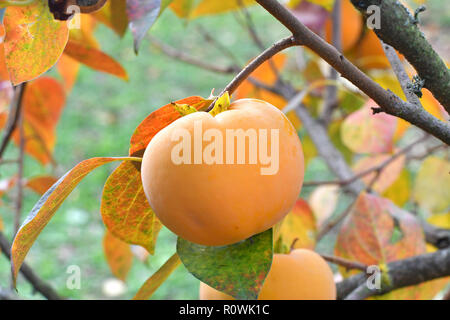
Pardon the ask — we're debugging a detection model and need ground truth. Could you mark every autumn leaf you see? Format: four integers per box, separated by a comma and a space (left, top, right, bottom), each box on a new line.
128, 96, 210, 157
0, 43, 10, 81
101, 160, 162, 253
11, 157, 141, 286
352, 153, 405, 193
12, 77, 66, 165
57, 55, 80, 92
177, 229, 273, 300
133, 253, 181, 300
341, 100, 397, 154
103, 230, 134, 281
25, 175, 58, 196
127, 0, 162, 53
275, 199, 317, 251
3, 1, 69, 85
192, 0, 256, 17
92, 0, 129, 37
235, 53, 287, 109
335, 192, 444, 299
170, 0, 255, 18
413, 156, 450, 214
63, 40, 128, 80
382, 169, 411, 207
309, 185, 339, 227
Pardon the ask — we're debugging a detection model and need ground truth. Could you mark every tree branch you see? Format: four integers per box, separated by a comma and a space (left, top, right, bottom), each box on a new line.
337, 247, 450, 299
254, 0, 450, 145
350, 0, 450, 113
381, 41, 422, 107
321, 254, 367, 272
0, 232, 62, 300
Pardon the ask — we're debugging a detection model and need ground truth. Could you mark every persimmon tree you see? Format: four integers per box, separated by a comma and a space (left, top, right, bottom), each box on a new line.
0, 0, 449, 300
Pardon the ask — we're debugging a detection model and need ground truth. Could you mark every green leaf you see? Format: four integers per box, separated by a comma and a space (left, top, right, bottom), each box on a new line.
177, 229, 273, 300
11, 156, 141, 286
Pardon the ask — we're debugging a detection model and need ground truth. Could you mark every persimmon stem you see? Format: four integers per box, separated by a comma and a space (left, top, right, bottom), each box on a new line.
206, 36, 299, 112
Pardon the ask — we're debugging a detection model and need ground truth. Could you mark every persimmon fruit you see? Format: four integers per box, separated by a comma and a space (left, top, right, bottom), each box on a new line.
141, 98, 304, 246
199, 249, 336, 300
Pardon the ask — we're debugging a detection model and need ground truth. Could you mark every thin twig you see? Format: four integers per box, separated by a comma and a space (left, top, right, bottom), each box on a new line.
322, 0, 342, 124
195, 24, 242, 67
149, 36, 238, 74
14, 113, 25, 237
381, 41, 422, 107
206, 36, 298, 111
0, 83, 26, 160
321, 254, 367, 272
316, 200, 356, 242
303, 135, 429, 188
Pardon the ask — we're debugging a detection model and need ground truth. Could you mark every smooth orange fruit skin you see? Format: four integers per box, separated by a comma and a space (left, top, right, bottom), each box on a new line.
200, 249, 336, 300
141, 99, 304, 246
325, 0, 363, 52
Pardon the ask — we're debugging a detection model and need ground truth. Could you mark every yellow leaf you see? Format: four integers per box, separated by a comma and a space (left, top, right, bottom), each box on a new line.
3, 1, 69, 85
382, 169, 410, 207
413, 157, 450, 214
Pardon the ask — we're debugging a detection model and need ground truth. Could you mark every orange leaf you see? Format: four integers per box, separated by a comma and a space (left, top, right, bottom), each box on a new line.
128, 96, 210, 157
336, 193, 424, 267
101, 160, 162, 253
103, 230, 133, 281
276, 199, 317, 250
11, 157, 140, 286
63, 40, 128, 80
12, 77, 66, 164
0, 43, 10, 81
235, 54, 287, 109
352, 153, 405, 193
335, 193, 445, 299
57, 55, 80, 92
3, 2, 69, 85
25, 176, 58, 196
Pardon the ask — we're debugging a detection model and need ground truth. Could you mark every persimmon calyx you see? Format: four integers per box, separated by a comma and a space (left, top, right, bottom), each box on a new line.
209, 91, 230, 117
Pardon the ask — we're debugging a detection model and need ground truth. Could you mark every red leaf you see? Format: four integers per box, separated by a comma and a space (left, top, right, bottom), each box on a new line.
128, 96, 210, 157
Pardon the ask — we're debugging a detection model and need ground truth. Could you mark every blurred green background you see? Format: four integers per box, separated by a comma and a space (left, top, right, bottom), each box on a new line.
0, 0, 448, 300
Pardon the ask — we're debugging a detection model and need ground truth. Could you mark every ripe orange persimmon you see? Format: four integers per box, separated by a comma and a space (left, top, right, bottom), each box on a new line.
200, 249, 336, 300
325, 0, 363, 52
141, 99, 304, 246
